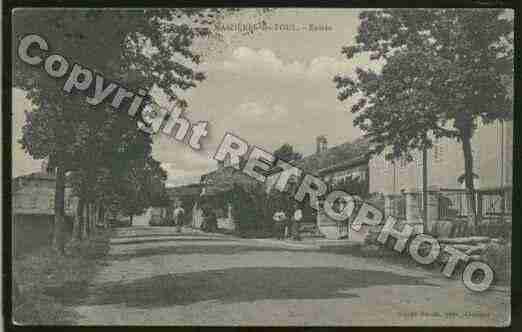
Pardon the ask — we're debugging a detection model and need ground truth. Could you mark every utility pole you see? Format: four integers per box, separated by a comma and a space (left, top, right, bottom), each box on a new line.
392, 161, 397, 194
500, 120, 505, 223
422, 147, 428, 233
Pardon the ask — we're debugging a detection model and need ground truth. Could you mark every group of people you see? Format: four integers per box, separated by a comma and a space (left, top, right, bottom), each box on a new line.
272, 204, 303, 241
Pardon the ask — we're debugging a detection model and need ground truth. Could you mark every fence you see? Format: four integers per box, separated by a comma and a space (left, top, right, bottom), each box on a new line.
386, 195, 406, 220
437, 187, 512, 222
384, 187, 512, 223
478, 187, 512, 221
438, 189, 473, 220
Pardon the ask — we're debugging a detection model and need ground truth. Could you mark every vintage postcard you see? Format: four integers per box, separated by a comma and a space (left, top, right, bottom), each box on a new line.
10, 7, 512, 326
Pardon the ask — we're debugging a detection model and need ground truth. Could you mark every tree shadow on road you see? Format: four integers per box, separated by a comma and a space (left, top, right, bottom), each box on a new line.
107, 245, 307, 261
44, 267, 439, 308
111, 232, 225, 239
110, 238, 235, 246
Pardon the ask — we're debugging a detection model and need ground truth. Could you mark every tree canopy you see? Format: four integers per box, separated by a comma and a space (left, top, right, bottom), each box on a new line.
13, 9, 233, 249
335, 9, 513, 228
273, 143, 303, 163
335, 9, 513, 161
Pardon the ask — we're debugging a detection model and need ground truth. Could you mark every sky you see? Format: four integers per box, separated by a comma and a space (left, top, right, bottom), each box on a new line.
12, 8, 380, 186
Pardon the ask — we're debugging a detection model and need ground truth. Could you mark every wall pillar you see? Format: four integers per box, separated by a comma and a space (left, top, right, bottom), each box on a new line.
384, 195, 396, 218
426, 191, 440, 233
405, 190, 424, 233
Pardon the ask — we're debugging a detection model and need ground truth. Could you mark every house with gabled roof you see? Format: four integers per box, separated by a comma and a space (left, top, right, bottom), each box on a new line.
270, 136, 372, 240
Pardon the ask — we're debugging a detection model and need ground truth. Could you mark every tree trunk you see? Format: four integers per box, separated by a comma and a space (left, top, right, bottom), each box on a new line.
89, 204, 95, 236
85, 203, 91, 237
100, 204, 107, 229
93, 204, 98, 232
81, 201, 88, 239
52, 166, 66, 254
422, 146, 428, 233
72, 198, 84, 242
461, 134, 478, 232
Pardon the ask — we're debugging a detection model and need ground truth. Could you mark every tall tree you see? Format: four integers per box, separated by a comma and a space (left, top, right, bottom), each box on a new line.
117, 156, 170, 221
335, 9, 513, 228
273, 143, 303, 163
14, 9, 229, 252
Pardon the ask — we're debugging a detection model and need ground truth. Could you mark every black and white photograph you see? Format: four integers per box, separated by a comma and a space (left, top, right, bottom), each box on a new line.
7, 6, 514, 326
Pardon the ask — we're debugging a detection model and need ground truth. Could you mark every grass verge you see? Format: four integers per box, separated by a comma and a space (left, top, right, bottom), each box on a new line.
12, 231, 111, 325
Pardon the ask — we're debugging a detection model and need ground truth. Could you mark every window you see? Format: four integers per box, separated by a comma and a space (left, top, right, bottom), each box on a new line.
416, 151, 423, 167
399, 158, 407, 168
14, 195, 22, 209
433, 140, 444, 163
30, 196, 38, 209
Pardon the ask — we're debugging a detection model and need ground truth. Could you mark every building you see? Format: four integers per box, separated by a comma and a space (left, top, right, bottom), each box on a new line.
13, 161, 77, 216
266, 136, 372, 240
12, 161, 77, 255
369, 120, 513, 194
366, 120, 513, 236
191, 118, 512, 239
268, 119, 512, 239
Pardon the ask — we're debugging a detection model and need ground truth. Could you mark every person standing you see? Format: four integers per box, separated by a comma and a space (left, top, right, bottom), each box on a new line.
173, 204, 185, 233
292, 204, 303, 241
202, 205, 217, 232
272, 210, 287, 240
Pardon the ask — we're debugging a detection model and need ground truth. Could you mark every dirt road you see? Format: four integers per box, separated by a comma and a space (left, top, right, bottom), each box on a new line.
59, 226, 509, 326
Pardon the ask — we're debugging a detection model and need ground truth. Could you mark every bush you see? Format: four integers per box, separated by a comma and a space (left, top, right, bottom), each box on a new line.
481, 241, 511, 284
477, 219, 511, 239
222, 184, 275, 237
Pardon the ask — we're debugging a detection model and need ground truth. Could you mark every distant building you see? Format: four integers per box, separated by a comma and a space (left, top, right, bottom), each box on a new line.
13, 161, 77, 216
191, 120, 512, 239
195, 161, 258, 230
267, 135, 372, 240
316, 135, 328, 154
12, 161, 77, 254
166, 183, 203, 208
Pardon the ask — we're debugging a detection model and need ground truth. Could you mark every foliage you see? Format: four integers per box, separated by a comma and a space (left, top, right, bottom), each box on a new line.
481, 241, 510, 284
335, 9, 513, 227
335, 9, 513, 160
100, 156, 169, 218
13, 9, 234, 247
13, 232, 111, 324
329, 175, 369, 198
273, 143, 303, 163
217, 183, 274, 237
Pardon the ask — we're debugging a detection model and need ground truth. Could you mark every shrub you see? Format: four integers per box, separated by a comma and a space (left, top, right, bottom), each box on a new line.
481, 241, 511, 284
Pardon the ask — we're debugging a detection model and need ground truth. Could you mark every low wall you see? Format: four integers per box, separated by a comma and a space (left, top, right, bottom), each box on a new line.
217, 217, 235, 231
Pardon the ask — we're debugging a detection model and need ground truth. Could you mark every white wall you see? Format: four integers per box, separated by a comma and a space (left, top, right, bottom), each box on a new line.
132, 208, 152, 226
369, 120, 512, 194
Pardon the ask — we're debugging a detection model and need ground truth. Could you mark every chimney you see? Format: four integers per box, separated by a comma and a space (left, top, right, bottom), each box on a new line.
316, 135, 328, 154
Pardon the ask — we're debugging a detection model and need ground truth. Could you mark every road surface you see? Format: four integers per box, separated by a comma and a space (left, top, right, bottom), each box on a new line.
58, 226, 510, 326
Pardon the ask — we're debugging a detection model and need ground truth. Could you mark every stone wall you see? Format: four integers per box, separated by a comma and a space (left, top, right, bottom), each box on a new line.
13, 183, 77, 216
